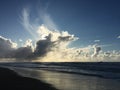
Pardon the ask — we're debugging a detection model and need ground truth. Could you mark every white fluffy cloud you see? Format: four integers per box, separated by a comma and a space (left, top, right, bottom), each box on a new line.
94, 40, 100, 42
117, 35, 120, 39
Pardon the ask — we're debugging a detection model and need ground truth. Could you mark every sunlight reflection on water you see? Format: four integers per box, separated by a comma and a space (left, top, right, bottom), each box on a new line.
14, 68, 120, 90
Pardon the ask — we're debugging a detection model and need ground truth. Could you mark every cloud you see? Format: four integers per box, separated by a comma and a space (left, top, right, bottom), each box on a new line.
92, 45, 101, 57
19, 39, 23, 42
117, 35, 120, 39
0, 24, 79, 61
13, 39, 33, 59
0, 36, 33, 59
34, 34, 53, 57
21, 8, 38, 40
41, 13, 58, 30
13, 46, 33, 59
0, 33, 120, 62
21, 7, 58, 40
19, 7, 79, 61
34, 25, 78, 59
37, 24, 60, 40
94, 40, 100, 42
37, 3, 58, 31
0, 36, 17, 58
15, 47, 33, 59
1, 7, 120, 62
24, 39, 33, 47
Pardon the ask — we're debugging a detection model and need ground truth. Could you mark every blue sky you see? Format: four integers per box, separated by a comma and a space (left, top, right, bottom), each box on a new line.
0, 0, 120, 52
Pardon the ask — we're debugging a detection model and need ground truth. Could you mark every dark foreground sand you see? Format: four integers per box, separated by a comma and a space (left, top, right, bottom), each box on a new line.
0, 67, 58, 90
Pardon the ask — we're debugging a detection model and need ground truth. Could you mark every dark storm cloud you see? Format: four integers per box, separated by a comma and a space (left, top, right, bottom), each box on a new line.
92, 45, 101, 57
34, 34, 54, 57
13, 46, 33, 59
58, 36, 74, 42
0, 36, 16, 58
0, 36, 33, 59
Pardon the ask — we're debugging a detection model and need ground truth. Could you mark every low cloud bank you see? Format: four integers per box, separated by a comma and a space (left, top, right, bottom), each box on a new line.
0, 25, 120, 62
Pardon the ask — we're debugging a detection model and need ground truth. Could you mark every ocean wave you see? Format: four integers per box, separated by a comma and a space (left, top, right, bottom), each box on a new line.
0, 62, 120, 79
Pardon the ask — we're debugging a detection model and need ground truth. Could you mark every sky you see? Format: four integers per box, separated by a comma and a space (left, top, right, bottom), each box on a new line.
0, 0, 120, 62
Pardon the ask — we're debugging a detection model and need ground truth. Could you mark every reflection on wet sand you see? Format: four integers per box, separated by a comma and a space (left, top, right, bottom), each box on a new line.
13, 68, 120, 90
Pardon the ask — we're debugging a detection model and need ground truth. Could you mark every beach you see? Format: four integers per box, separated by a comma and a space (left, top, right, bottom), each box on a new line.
0, 67, 58, 90
12, 67, 120, 90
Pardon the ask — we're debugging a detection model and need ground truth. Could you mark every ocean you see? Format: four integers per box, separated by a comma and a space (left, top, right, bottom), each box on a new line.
0, 62, 120, 90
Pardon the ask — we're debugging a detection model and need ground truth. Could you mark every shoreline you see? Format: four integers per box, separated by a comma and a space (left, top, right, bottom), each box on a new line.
0, 67, 58, 90
12, 67, 120, 90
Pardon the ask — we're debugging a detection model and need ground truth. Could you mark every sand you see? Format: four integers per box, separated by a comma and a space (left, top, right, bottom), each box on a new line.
0, 67, 58, 90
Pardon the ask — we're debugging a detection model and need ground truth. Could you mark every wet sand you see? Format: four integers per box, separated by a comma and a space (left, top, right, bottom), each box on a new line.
0, 67, 58, 90
13, 68, 120, 90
